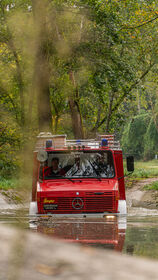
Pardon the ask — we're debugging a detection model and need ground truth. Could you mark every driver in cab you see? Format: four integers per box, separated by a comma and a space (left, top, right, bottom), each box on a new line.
44, 157, 65, 177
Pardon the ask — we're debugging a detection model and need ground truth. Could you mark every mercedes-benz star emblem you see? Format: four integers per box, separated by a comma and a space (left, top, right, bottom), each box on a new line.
72, 198, 84, 210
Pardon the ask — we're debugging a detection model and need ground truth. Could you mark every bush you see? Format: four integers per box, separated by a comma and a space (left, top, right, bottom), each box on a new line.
121, 113, 150, 159
144, 119, 158, 160
0, 111, 22, 178
121, 113, 158, 160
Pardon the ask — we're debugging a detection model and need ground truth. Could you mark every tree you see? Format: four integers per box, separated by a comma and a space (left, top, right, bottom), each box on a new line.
32, 0, 52, 130
1, 0, 158, 146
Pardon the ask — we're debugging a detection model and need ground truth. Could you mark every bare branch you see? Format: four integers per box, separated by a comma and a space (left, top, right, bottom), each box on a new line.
112, 62, 155, 115
120, 15, 158, 30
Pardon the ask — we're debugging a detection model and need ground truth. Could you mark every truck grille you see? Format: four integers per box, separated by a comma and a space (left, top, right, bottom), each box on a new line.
85, 197, 113, 210
41, 193, 116, 213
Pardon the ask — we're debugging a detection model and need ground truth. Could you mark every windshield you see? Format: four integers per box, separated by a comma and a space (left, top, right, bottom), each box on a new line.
39, 150, 115, 180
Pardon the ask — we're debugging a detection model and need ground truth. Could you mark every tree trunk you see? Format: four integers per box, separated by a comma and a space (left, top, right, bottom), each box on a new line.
91, 104, 102, 134
69, 71, 84, 139
68, 96, 84, 139
150, 97, 158, 133
105, 92, 114, 133
54, 115, 59, 133
137, 90, 141, 114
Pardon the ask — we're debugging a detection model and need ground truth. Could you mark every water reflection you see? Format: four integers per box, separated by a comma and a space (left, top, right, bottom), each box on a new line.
0, 209, 29, 229
123, 216, 158, 259
1, 209, 158, 260
30, 217, 126, 252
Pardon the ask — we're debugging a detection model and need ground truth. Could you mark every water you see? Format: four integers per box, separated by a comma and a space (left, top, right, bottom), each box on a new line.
123, 216, 158, 259
0, 208, 158, 260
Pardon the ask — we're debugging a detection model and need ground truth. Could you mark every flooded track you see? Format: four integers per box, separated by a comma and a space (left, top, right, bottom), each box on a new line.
30, 214, 158, 259
1, 181, 158, 261
1, 205, 158, 260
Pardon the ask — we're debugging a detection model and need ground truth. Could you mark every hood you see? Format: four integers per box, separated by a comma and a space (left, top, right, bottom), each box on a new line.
39, 179, 118, 194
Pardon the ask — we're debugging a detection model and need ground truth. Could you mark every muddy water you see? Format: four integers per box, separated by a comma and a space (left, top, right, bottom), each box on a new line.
1, 207, 158, 260
124, 216, 158, 259
32, 215, 158, 259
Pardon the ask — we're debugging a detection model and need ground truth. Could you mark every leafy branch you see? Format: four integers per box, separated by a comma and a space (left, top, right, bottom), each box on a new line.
92, 62, 155, 131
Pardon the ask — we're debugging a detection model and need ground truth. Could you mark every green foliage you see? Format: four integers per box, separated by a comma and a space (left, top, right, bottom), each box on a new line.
124, 159, 158, 179
0, 177, 17, 190
128, 168, 157, 178
1, 0, 158, 174
144, 181, 158, 191
0, 108, 22, 177
121, 113, 150, 159
121, 112, 158, 160
144, 119, 158, 160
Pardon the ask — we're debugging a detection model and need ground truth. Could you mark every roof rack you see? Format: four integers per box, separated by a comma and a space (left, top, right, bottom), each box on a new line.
66, 139, 100, 148
98, 134, 120, 150
34, 133, 121, 151
35, 132, 67, 151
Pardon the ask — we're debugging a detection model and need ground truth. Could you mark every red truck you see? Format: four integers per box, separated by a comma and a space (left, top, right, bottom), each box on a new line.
29, 132, 134, 217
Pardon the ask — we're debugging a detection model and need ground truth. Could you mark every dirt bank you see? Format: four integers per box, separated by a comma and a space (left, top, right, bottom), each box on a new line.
126, 178, 158, 211
0, 189, 29, 210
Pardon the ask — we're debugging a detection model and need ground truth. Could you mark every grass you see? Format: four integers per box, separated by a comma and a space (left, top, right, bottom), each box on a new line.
134, 159, 158, 168
0, 175, 32, 203
0, 175, 32, 190
124, 159, 158, 189
0, 177, 18, 190
124, 159, 158, 179
144, 181, 158, 191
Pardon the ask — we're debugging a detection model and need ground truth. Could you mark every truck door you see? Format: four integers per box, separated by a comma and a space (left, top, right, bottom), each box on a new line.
114, 151, 125, 200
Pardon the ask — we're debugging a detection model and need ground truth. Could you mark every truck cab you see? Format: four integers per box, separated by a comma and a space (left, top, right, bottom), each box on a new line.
30, 133, 132, 216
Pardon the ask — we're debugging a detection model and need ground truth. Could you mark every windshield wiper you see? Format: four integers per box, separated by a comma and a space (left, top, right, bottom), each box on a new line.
65, 178, 82, 183
94, 176, 102, 181
64, 178, 75, 183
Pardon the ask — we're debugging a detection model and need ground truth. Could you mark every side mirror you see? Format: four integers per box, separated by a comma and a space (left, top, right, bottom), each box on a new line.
126, 156, 134, 172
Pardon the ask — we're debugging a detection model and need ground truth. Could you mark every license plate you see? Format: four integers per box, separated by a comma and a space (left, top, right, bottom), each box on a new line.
43, 204, 58, 210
